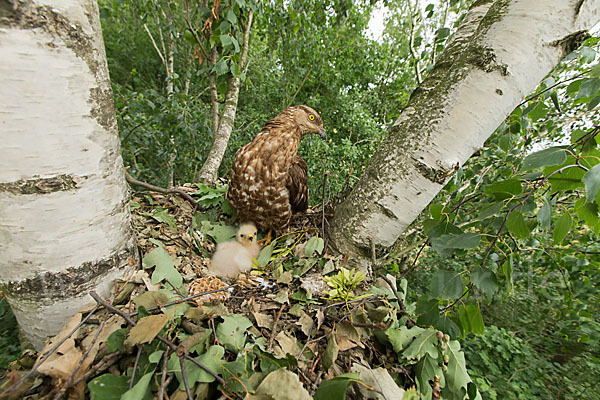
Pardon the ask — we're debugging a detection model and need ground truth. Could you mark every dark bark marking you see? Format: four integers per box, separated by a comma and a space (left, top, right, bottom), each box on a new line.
0, 174, 84, 195
0, 241, 137, 301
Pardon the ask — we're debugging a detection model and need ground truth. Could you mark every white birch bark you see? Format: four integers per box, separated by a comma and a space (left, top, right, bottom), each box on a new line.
328, 0, 600, 268
0, 0, 137, 349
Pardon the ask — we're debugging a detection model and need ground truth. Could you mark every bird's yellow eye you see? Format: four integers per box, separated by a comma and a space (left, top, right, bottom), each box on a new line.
309, 114, 315, 121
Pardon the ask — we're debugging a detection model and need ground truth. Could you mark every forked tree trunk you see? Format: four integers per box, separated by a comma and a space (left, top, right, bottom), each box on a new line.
197, 11, 254, 186
328, 0, 600, 269
0, 0, 137, 349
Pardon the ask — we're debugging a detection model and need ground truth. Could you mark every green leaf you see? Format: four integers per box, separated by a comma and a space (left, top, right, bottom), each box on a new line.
521, 147, 567, 171
225, 8, 237, 25
143, 244, 182, 288
214, 58, 229, 76
506, 211, 531, 240
591, 62, 600, 78
476, 202, 504, 220
167, 346, 225, 388
385, 326, 425, 354
401, 328, 438, 361
314, 373, 360, 400
429, 203, 445, 220
121, 371, 154, 400
206, 224, 237, 244
257, 243, 273, 266
575, 199, 600, 235
151, 208, 177, 229
582, 164, 600, 203
106, 329, 127, 352
88, 373, 129, 400
431, 233, 480, 250
431, 270, 464, 299
458, 304, 484, 335
415, 354, 443, 400
484, 179, 523, 199
442, 341, 472, 398
527, 101, 548, 122
470, 267, 498, 298
545, 161, 585, 192
216, 314, 252, 352
577, 78, 600, 99
553, 212, 572, 244
537, 198, 552, 230
304, 236, 325, 257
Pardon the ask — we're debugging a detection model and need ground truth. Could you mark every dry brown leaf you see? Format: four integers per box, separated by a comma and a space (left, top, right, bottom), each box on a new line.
274, 331, 299, 357
39, 312, 82, 356
296, 313, 314, 336
252, 311, 274, 329
124, 313, 169, 346
37, 339, 82, 380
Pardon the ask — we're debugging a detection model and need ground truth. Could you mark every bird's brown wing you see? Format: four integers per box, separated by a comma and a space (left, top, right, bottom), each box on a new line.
287, 155, 308, 214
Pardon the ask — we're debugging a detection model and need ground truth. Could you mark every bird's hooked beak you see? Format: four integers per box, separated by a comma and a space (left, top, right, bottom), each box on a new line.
247, 234, 255, 242
318, 127, 326, 139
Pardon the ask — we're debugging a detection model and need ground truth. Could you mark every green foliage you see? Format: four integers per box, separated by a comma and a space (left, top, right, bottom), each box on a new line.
0, 298, 20, 369
323, 267, 368, 303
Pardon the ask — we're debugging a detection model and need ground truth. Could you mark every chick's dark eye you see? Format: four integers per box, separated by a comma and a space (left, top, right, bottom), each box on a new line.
309, 114, 315, 121
240, 234, 245, 238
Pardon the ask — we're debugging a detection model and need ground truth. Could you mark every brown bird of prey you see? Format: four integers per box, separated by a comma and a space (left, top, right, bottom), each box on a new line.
208, 223, 260, 279
227, 105, 325, 232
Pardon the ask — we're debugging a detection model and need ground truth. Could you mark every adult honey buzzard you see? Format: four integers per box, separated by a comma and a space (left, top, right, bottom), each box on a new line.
227, 105, 325, 232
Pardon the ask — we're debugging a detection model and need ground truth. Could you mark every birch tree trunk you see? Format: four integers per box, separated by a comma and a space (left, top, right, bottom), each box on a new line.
328, 0, 600, 269
197, 10, 253, 186
0, 0, 137, 349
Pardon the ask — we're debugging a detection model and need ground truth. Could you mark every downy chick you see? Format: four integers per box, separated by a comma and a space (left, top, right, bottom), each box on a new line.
208, 223, 260, 279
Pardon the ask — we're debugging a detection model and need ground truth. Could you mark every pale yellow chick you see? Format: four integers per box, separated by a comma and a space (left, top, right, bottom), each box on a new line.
208, 223, 260, 279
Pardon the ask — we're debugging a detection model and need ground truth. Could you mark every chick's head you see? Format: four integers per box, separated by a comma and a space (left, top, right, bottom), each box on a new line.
236, 223, 258, 248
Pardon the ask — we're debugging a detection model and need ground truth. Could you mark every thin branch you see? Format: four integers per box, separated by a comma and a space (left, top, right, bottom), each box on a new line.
517, 68, 592, 107
143, 23, 168, 70
286, 67, 313, 109
179, 355, 193, 400
158, 348, 170, 400
482, 164, 583, 265
0, 305, 99, 397
129, 284, 237, 317
130, 345, 143, 389
52, 313, 108, 400
125, 170, 198, 208
88, 291, 238, 397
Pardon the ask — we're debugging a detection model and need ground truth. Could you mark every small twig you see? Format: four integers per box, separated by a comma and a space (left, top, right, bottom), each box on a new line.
0, 305, 99, 397
125, 171, 198, 208
70, 351, 122, 387
179, 355, 193, 400
130, 345, 143, 389
158, 348, 170, 400
517, 68, 591, 107
286, 67, 313, 109
267, 304, 285, 351
297, 335, 327, 362
89, 291, 236, 397
327, 313, 387, 330
440, 284, 473, 313
53, 314, 108, 399
143, 23, 168, 70
129, 284, 237, 317
399, 241, 428, 280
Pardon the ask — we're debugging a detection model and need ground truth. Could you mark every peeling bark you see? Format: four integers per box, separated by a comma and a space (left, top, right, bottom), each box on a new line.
197, 10, 254, 185
0, 0, 137, 349
327, 0, 600, 269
